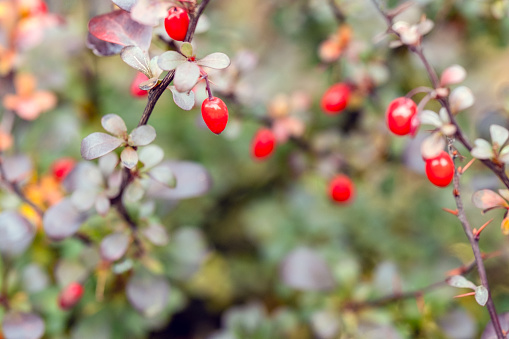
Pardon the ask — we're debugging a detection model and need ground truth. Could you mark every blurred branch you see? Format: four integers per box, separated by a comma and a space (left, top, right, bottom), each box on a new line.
328, 0, 346, 24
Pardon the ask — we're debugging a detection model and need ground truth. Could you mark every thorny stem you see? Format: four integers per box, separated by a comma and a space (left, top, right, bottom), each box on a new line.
372, 1, 506, 337
202, 73, 213, 100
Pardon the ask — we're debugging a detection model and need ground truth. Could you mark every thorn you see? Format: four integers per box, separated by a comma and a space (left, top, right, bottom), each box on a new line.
443, 207, 458, 216
453, 291, 476, 299
459, 158, 476, 174
474, 218, 494, 240
447, 267, 465, 276
453, 188, 460, 197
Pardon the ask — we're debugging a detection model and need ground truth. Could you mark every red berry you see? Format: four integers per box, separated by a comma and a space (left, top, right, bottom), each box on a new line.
321, 83, 351, 114
58, 282, 84, 310
425, 151, 454, 187
386, 97, 418, 136
52, 157, 75, 181
251, 128, 276, 160
130, 72, 149, 98
164, 7, 190, 42
328, 174, 355, 203
201, 97, 229, 134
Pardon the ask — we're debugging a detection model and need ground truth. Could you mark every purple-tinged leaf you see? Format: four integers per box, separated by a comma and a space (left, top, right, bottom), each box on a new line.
113, 0, 137, 11
146, 161, 211, 200
148, 166, 176, 188
481, 312, 509, 339
450, 86, 474, 113
125, 179, 145, 202
130, 125, 156, 146
440, 65, 466, 86
149, 56, 163, 78
169, 86, 195, 110
472, 189, 508, 211
420, 133, 445, 160
446, 275, 476, 290
142, 223, 169, 246
43, 198, 85, 240
130, 0, 171, 26
475, 285, 489, 306
100, 233, 130, 262
157, 51, 187, 71
139, 77, 159, 90
95, 194, 111, 216
22, 264, 49, 294
55, 260, 88, 287
2, 312, 44, 339
98, 152, 119, 177
174, 62, 200, 93
88, 10, 153, 51
471, 139, 493, 160
81, 132, 123, 160
63, 162, 103, 192
71, 188, 97, 211
280, 247, 335, 291
120, 46, 151, 77
0, 211, 35, 256
197, 52, 231, 70
490, 124, 509, 148
121, 147, 138, 169
101, 114, 127, 137
2, 155, 32, 183
126, 273, 170, 316
86, 33, 123, 56
311, 310, 340, 339
139, 145, 164, 169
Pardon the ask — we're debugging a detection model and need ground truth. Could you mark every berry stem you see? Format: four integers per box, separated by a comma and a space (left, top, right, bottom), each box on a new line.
405, 86, 432, 99
203, 73, 213, 100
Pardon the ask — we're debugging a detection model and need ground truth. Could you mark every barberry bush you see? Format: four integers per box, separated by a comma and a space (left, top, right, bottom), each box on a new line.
2, 0, 509, 338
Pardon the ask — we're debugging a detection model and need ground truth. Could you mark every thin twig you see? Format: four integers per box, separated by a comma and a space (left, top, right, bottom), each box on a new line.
327, 0, 346, 24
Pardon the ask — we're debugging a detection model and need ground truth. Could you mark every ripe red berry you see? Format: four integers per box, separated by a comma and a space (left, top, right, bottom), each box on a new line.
201, 97, 229, 134
51, 157, 75, 181
328, 174, 355, 203
130, 72, 149, 98
321, 83, 351, 114
58, 282, 84, 310
386, 97, 418, 136
164, 7, 190, 42
425, 151, 454, 187
251, 128, 276, 160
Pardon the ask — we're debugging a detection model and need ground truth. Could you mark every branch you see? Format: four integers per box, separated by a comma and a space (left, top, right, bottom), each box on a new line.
327, 0, 346, 24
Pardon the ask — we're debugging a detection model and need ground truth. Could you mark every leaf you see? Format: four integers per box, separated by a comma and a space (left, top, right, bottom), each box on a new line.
55, 260, 88, 287
120, 46, 151, 77
112, 0, 137, 11
126, 273, 170, 316
169, 86, 195, 110
100, 233, 130, 262
471, 139, 494, 159
129, 125, 156, 146
472, 189, 508, 211
181, 42, 193, 58
149, 56, 163, 78
174, 62, 201, 93
101, 114, 127, 137
43, 198, 85, 240
2, 312, 45, 339
421, 133, 445, 159
71, 188, 97, 211
86, 33, 123, 56
124, 179, 145, 202
450, 86, 474, 113
481, 312, 509, 339
280, 247, 335, 291
95, 194, 111, 217
81, 133, 123, 160
475, 285, 489, 306
157, 51, 187, 71
0, 211, 35, 256
139, 77, 159, 90
148, 166, 176, 188
142, 223, 169, 246
130, 0, 170, 26
440, 65, 466, 86
1, 154, 32, 182
419, 110, 442, 127
446, 275, 477, 290
120, 146, 138, 169
98, 152, 119, 177
197, 52, 231, 69
139, 144, 164, 169
146, 161, 211, 200
88, 10, 153, 51
490, 124, 509, 148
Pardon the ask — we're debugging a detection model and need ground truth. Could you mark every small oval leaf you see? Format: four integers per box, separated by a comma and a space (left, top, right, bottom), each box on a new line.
142, 223, 169, 246
126, 273, 170, 316
129, 125, 156, 146
120, 46, 151, 77
0, 211, 35, 256
101, 114, 127, 137
43, 198, 85, 240
157, 51, 187, 71
174, 62, 200, 93
472, 189, 508, 210
120, 147, 138, 169
421, 133, 446, 159
139, 77, 159, 90
169, 86, 195, 110
490, 124, 509, 148
2, 312, 45, 339
475, 285, 489, 306
81, 132, 123, 160
112, 0, 137, 11
440, 65, 466, 86
471, 139, 493, 160
139, 145, 164, 169
446, 275, 477, 290
450, 86, 474, 113
197, 52, 231, 70
100, 233, 130, 262
181, 42, 193, 58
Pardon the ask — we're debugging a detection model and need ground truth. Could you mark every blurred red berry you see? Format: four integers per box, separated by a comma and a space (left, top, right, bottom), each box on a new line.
130, 72, 149, 98
425, 151, 454, 187
251, 128, 276, 160
164, 7, 190, 42
201, 97, 229, 134
52, 157, 75, 181
386, 97, 418, 136
321, 83, 351, 114
328, 174, 355, 203
58, 282, 84, 310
